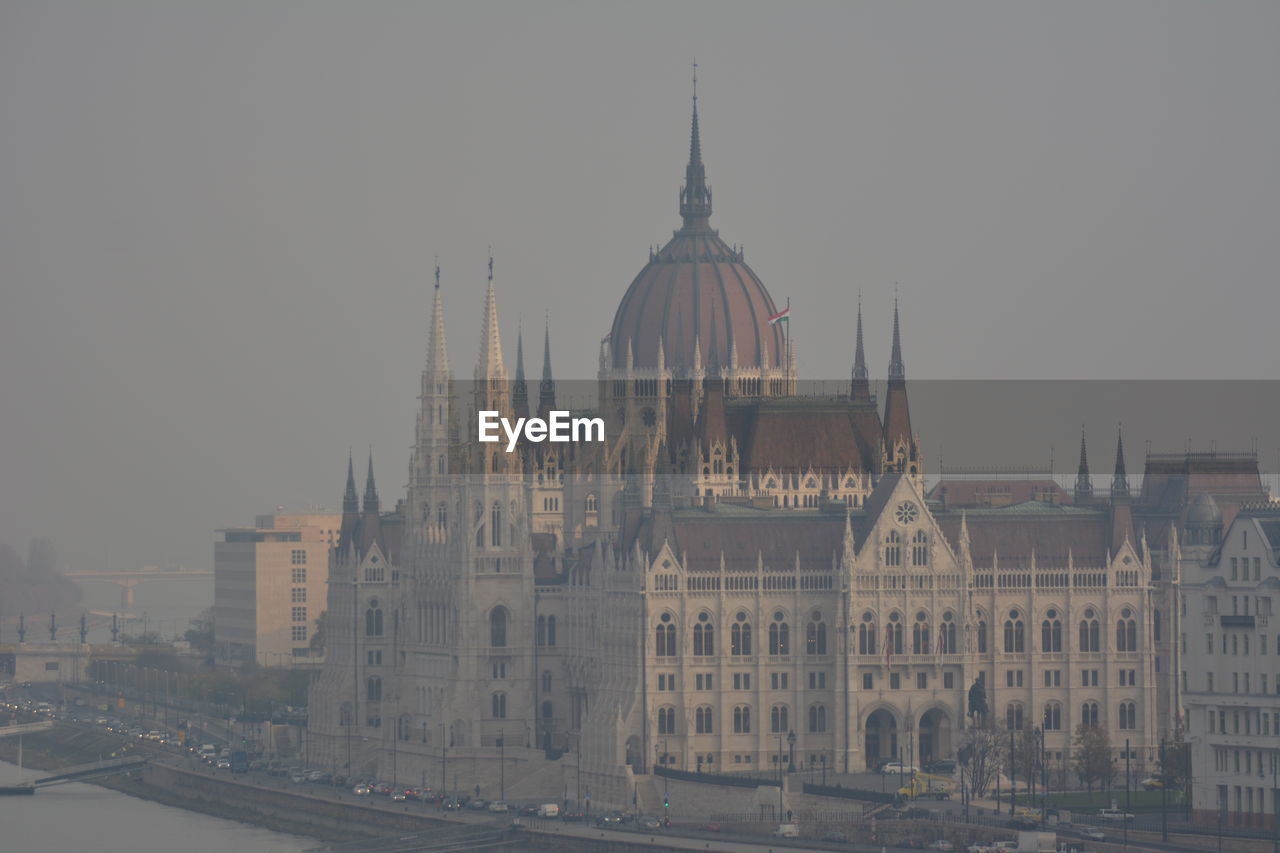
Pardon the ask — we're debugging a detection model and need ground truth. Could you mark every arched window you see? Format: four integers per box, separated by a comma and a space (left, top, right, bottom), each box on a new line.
888, 613, 904, 655
884, 530, 901, 567
1118, 701, 1137, 730
655, 613, 677, 657
541, 701, 554, 720
693, 612, 715, 656
1041, 609, 1063, 652
437, 502, 447, 527
491, 692, 507, 718
695, 706, 714, 734
537, 615, 547, 646
1043, 702, 1062, 731
541, 670, 552, 693
1006, 702, 1024, 730
546, 615, 556, 646
912, 611, 931, 655
489, 606, 508, 648
731, 612, 753, 656
657, 706, 676, 735
585, 494, 598, 513
769, 612, 790, 655
806, 614, 827, 655
366, 676, 382, 702
1004, 610, 1025, 653
1081, 701, 1099, 727
1116, 609, 1137, 651
366, 602, 384, 637
1153, 609, 1162, 642
941, 612, 957, 654
771, 705, 790, 734
1079, 609, 1101, 652
911, 530, 928, 566
977, 618, 988, 654
437, 454, 445, 475
858, 612, 878, 655
490, 502, 502, 547
808, 704, 828, 733
733, 705, 752, 734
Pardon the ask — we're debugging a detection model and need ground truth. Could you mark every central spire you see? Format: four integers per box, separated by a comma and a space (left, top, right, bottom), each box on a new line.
679, 63, 713, 232
851, 293, 869, 399
888, 292, 905, 382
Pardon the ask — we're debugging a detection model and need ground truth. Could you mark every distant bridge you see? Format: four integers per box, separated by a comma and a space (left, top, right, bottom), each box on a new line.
64, 568, 213, 609
0, 721, 55, 738
33, 755, 148, 787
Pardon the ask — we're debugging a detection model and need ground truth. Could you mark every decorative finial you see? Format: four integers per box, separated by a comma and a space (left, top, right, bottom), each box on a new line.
434, 256, 440, 290
488, 247, 494, 281
692, 59, 698, 105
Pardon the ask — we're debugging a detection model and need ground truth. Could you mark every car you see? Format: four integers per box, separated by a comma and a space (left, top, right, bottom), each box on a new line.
596, 811, 626, 826
1007, 817, 1040, 830
352, 784, 371, 795
772, 823, 800, 838
638, 816, 663, 830
926, 760, 958, 775
488, 800, 510, 812
1078, 827, 1106, 842
307, 770, 325, 782
700, 822, 723, 833
441, 798, 461, 810
467, 798, 489, 810
560, 810, 587, 823
216, 758, 231, 769
289, 771, 308, 784
823, 831, 848, 842
882, 761, 921, 775
391, 791, 407, 802
519, 804, 539, 816
902, 839, 928, 849
1140, 777, 1164, 791
928, 841, 953, 851
1096, 808, 1134, 822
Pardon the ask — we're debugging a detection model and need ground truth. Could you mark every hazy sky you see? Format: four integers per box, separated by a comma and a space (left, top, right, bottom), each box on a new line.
2, 1, 1278, 572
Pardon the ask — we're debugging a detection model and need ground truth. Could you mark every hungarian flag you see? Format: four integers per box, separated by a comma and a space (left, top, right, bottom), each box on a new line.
767, 307, 790, 326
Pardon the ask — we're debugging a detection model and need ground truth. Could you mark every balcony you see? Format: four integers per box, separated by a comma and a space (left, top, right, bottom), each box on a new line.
1220, 615, 1256, 628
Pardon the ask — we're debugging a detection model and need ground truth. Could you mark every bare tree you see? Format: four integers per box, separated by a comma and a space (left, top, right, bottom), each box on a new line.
1072, 724, 1114, 793
960, 716, 1006, 798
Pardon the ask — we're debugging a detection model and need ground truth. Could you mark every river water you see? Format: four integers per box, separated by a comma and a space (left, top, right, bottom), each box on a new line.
0, 759, 315, 852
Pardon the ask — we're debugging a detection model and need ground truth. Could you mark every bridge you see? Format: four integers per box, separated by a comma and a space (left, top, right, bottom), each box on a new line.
64, 568, 213, 609
0, 721, 55, 738
33, 755, 149, 787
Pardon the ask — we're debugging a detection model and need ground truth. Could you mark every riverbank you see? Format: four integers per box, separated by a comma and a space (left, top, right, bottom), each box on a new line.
0, 725, 365, 844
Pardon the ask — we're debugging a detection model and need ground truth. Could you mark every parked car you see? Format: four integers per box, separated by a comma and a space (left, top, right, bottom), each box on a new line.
882, 761, 921, 775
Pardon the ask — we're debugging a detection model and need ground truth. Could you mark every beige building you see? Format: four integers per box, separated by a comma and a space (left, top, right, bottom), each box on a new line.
214, 511, 339, 666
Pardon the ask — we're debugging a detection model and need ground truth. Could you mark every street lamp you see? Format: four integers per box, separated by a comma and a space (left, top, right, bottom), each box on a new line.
497, 735, 505, 801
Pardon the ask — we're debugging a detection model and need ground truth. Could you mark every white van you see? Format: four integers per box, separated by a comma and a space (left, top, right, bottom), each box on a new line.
537, 803, 561, 818
774, 823, 800, 838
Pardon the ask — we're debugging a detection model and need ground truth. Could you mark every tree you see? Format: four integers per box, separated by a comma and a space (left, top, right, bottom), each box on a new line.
1073, 724, 1114, 793
960, 716, 1005, 798
1160, 728, 1189, 791
309, 610, 329, 656
1013, 729, 1044, 792
184, 607, 215, 654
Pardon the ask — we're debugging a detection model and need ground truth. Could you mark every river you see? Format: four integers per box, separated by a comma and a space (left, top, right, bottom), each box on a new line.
0, 759, 315, 852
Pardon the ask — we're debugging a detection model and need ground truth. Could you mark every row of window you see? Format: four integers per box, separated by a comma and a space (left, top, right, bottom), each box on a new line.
658, 612, 830, 657
1196, 670, 1280, 695
658, 672, 831, 691
656, 704, 831, 735
1000, 700, 1138, 731
1207, 708, 1280, 736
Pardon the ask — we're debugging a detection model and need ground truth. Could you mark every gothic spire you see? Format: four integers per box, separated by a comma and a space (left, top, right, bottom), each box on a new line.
1075, 426, 1094, 502
1111, 423, 1130, 499
343, 450, 358, 515
888, 292, 905, 382
678, 63, 712, 232
476, 254, 507, 382
512, 320, 529, 420
538, 317, 556, 415
851, 292, 870, 401
427, 259, 449, 378
363, 450, 380, 514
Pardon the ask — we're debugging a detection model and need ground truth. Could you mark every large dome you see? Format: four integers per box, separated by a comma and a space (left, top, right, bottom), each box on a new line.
608, 98, 785, 371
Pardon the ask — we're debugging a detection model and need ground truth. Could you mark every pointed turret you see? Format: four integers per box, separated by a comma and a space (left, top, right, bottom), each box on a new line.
427, 261, 449, 378
538, 318, 556, 417
476, 255, 507, 383
1074, 427, 1094, 503
1111, 424, 1130, 500
851, 294, 870, 402
512, 322, 529, 420
363, 451, 380, 514
339, 451, 360, 553
678, 65, 713, 232
882, 295, 915, 460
